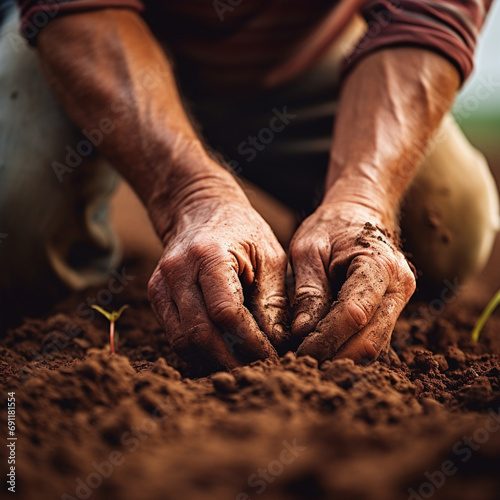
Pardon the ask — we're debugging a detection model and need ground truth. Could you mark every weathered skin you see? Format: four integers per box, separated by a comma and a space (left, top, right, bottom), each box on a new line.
290, 47, 460, 362
36, 9, 460, 369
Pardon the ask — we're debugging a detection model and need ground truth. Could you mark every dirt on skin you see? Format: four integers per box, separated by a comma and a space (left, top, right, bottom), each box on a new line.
2, 165, 500, 500
0, 251, 500, 500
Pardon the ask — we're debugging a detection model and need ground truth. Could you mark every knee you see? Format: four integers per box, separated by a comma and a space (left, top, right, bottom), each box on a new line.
401, 117, 500, 290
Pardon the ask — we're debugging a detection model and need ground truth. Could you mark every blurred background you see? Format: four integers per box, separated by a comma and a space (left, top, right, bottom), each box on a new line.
455, 1, 500, 167
454, 1, 500, 298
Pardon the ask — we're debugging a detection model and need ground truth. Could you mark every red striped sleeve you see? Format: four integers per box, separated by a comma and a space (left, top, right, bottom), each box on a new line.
17, 0, 144, 44
342, 0, 493, 83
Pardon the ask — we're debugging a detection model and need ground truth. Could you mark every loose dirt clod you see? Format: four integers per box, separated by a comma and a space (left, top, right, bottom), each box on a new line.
1, 270, 499, 500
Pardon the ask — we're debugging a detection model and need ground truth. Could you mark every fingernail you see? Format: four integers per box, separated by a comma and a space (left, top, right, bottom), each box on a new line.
363, 339, 379, 361
293, 312, 312, 331
272, 323, 287, 341
296, 333, 320, 358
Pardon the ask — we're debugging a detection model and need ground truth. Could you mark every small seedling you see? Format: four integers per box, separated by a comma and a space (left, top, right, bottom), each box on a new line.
471, 288, 500, 342
91, 304, 129, 354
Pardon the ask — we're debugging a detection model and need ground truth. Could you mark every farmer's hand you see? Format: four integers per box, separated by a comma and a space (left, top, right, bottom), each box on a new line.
289, 201, 416, 364
148, 177, 288, 371
288, 48, 459, 364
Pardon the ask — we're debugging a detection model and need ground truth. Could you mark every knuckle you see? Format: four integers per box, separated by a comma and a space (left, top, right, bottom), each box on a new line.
404, 270, 417, 296
261, 292, 288, 311
266, 248, 287, 270
398, 260, 417, 295
188, 239, 224, 261
343, 301, 371, 331
381, 254, 400, 277
207, 300, 239, 325
294, 284, 324, 302
147, 272, 164, 303
159, 253, 184, 278
380, 252, 416, 298
372, 251, 401, 282
290, 240, 310, 262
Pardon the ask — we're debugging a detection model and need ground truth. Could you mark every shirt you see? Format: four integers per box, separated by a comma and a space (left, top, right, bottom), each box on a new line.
17, 0, 493, 89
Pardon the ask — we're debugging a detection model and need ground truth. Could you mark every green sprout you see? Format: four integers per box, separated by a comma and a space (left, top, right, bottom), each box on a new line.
91, 304, 129, 354
471, 289, 500, 342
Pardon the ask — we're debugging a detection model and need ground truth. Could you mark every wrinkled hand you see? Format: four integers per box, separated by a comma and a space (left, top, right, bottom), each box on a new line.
148, 187, 288, 371
289, 202, 416, 364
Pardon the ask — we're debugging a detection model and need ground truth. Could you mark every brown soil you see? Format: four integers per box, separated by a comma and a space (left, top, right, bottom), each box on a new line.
1, 182, 500, 500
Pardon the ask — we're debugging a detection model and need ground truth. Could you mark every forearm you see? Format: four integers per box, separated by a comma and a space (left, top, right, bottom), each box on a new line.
37, 9, 242, 239
325, 48, 460, 229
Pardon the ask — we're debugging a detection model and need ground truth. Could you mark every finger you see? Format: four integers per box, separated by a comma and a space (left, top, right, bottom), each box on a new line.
153, 290, 184, 348
172, 281, 244, 370
296, 256, 388, 362
333, 293, 403, 364
149, 272, 207, 364
198, 264, 279, 362
252, 251, 289, 346
290, 244, 331, 337
148, 272, 182, 336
